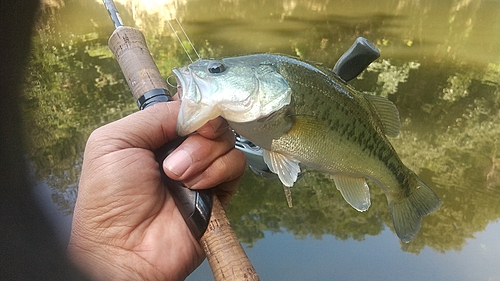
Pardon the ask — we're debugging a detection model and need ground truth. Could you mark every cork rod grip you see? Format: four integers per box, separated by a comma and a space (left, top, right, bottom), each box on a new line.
107, 25, 259, 281
202, 195, 260, 281
108, 26, 168, 100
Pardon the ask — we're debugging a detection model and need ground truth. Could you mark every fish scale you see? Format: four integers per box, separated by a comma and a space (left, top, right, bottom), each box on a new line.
173, 53, 441, 242
276, 59, 404, 190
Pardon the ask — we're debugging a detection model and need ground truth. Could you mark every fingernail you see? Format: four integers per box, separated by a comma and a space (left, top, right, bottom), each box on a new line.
209, 123, 218, 133
164, 149, 192, 177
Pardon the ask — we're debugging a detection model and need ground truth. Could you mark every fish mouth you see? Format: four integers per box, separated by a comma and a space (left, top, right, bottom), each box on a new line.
172, 67, 222, 137
172, 69, 185, 99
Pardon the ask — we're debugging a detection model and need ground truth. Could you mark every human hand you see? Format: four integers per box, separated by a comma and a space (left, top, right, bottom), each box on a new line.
68, 101, 246, 281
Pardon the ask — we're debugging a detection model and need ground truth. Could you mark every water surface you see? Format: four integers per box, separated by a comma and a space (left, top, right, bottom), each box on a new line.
26, 0, 500, 280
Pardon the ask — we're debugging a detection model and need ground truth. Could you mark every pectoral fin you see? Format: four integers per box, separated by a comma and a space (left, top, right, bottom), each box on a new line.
263, 149, 300, 187
333, 175, 371, 212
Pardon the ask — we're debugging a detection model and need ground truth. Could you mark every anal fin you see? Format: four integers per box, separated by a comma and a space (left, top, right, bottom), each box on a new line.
333, 175, 371, 212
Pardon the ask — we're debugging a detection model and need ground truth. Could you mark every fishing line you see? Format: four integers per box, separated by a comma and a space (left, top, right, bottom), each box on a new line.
166, 19, 194, 63
175, 17, 201, 60
165, 4, 201, 63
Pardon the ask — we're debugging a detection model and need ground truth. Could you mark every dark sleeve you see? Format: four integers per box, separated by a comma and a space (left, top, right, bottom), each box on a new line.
0, 1, 88, 279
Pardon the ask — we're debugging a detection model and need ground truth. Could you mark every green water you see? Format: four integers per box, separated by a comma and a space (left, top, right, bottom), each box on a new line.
26, 0, 500, 280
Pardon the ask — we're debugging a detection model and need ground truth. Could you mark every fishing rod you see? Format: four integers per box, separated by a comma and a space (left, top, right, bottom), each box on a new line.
102, 0, 211, 239
101, 1, 259, 280
101, 1, 379, 278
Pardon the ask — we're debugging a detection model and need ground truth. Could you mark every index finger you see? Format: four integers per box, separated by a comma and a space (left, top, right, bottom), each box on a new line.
85, 101, 180, 157
194, 117, 231, 139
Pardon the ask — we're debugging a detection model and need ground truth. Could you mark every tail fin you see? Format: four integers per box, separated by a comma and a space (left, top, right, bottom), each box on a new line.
388, 173, 442, 243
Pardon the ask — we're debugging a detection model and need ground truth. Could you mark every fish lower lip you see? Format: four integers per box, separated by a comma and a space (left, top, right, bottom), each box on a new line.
172, 69, 185, 98
176, 80, 183, 97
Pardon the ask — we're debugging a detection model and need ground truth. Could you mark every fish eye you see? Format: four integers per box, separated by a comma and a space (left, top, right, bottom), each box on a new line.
207, 62, 227, 74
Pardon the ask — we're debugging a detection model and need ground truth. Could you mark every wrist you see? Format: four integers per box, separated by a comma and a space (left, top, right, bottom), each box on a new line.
67, 228, 138, 280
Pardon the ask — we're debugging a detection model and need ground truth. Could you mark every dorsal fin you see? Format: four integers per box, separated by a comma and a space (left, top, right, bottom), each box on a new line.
332, 175, 371, 212
363, 94, 401, 137
263, 149, 300, 187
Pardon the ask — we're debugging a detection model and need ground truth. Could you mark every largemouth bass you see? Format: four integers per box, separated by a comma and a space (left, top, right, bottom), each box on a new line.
173, 54, 441, 243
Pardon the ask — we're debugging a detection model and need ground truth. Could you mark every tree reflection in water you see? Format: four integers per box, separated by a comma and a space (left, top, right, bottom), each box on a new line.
25, 0, 500, 259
